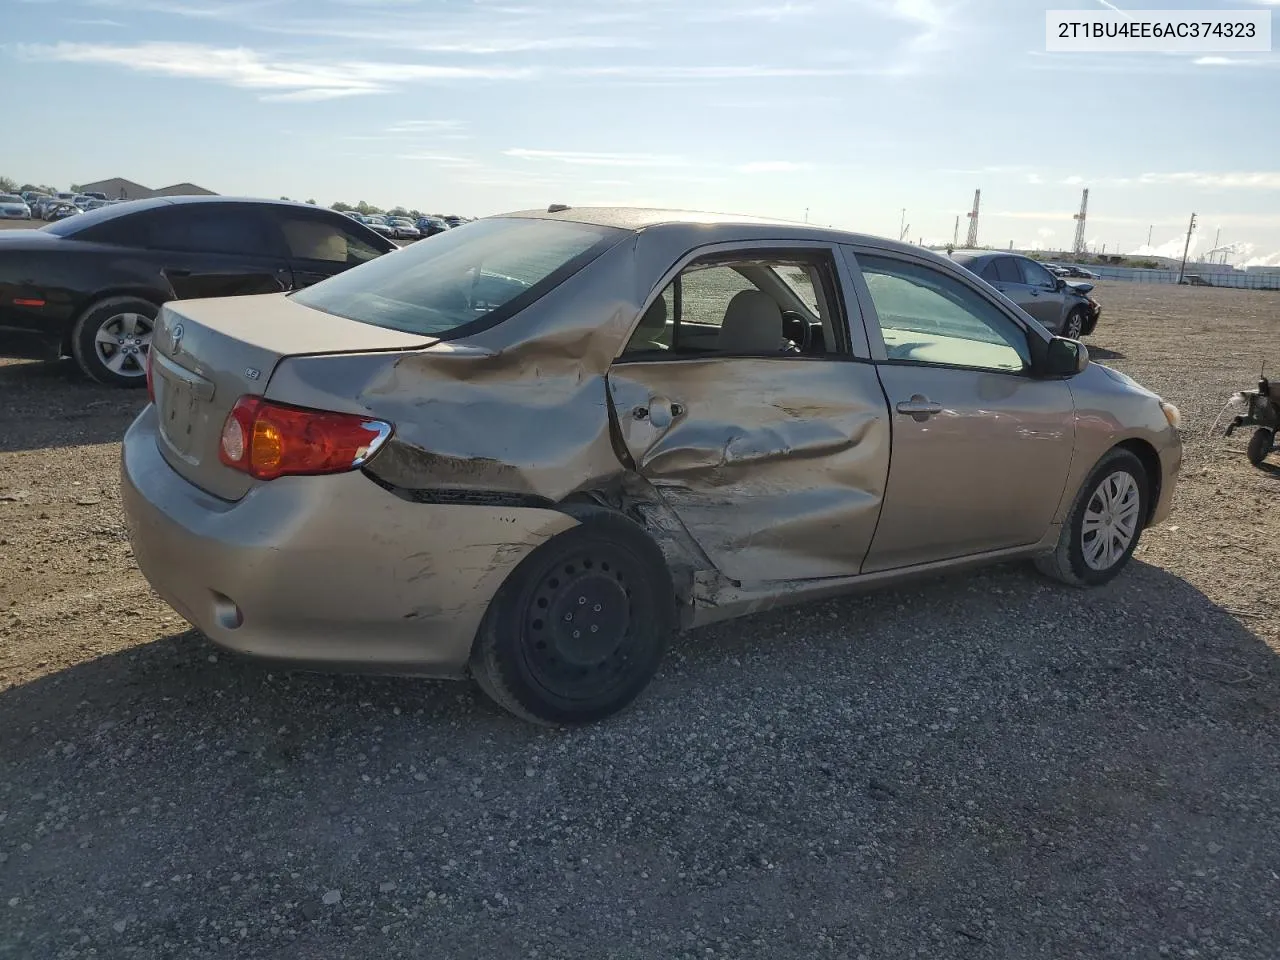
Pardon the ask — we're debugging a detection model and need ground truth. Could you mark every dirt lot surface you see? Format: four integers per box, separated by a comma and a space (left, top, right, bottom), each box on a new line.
2, 283, 1279, 959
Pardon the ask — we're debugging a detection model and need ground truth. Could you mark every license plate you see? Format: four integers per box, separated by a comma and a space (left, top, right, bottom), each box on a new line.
158, 373, 200, 458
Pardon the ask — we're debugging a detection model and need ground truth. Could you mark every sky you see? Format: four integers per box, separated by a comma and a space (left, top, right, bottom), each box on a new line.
2, 0, 1279, 263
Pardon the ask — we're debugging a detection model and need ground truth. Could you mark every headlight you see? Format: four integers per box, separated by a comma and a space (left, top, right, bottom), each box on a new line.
1160, 401, 1182, 430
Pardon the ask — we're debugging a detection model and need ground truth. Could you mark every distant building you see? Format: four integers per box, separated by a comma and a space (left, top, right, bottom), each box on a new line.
77, 177, 217, 201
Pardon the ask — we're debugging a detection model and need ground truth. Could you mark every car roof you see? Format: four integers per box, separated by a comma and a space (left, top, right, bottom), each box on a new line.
501, 206, 932, 257
947, 248, 1014, 261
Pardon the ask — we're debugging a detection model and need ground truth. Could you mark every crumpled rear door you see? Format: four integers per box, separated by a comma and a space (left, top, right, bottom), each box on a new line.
607, 357, 890, 585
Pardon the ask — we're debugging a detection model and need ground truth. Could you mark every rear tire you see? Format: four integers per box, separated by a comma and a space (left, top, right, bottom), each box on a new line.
70, 296, 157, 387
1063, 308, 1087, 340
1247, 428, 1274, 467
470, 511, 674, 725
1035, 448, 1149, 587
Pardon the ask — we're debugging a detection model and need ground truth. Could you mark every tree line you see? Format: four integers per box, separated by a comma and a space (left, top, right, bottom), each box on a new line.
3, 177, 446, 220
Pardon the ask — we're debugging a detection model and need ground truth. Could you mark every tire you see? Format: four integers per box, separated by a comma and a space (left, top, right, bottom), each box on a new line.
70, 296, 158, 387
1063, 308, 1087, 340
1247, 428, 1274, 468
1035, 448, 1150, 587
469, 511, 675, 726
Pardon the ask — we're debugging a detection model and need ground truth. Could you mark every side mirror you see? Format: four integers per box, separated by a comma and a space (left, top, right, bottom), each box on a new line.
1042, 336, 1089, 377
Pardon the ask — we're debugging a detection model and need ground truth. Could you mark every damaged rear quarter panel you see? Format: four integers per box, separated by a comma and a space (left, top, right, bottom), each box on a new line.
266, 235, 645, 502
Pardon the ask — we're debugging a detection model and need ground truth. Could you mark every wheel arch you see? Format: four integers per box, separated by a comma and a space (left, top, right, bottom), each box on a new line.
1113, 437, 1162, 526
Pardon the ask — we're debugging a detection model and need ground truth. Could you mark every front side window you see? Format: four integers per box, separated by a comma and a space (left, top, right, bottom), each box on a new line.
291, 217, 624, 338
277, 213, 385, 265
857, 254, 1030, 373
621, 251, 846, 359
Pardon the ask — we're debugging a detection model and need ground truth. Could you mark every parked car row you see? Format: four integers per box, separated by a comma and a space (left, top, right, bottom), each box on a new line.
1042, 261, 1100, 280
20, 191, 127, 221
341, 210, 470, 242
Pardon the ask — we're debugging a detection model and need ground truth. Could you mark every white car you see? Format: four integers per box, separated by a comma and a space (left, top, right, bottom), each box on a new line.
0, 194, 32, 219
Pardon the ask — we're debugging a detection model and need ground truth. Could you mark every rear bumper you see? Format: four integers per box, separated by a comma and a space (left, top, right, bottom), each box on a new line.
121, 405, 577, 678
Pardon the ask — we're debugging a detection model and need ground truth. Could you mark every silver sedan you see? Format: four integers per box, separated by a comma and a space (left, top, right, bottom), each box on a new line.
122, 207, 1182, 725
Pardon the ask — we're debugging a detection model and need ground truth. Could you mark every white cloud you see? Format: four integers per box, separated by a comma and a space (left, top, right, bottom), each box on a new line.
567, 64, 874, 79
504, 148, 688, 168
1193, 55, 1277, 67
1062, 175, 1085, 185
1025, 173, 1044, 185
261, 88, 373, 102
17, 42, 536, 99
736, 161, 810, 174
393, 153, 475, 168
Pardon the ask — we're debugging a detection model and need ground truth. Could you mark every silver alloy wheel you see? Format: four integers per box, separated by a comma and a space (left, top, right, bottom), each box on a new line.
1081, 470, 1141, 571
1064, 312, 1083, 339
93, 312, 152, 378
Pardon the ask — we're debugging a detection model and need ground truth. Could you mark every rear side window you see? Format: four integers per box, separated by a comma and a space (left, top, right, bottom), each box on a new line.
291, 217, 624, 338
275, 213, 386, 265
991, 258, 1021, 283
147, 207, 278, 257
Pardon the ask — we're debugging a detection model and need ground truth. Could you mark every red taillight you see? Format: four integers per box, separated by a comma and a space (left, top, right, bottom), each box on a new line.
145, 349, 155, 404
218, 396, 393, 481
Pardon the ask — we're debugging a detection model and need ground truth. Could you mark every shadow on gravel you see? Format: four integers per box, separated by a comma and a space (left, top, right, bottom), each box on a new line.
1, 560, 1278, 957
0, 358, 143, 452
1085, 346, 1126, 360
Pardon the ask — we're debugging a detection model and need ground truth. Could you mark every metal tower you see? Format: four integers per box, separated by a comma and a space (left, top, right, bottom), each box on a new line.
1072, 189, 1089, 255
964, 189, 980, 248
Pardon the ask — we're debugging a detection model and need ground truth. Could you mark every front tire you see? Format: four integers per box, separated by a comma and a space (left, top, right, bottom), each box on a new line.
1247, 428, 1274, 467
70, 296, 157, 387
470, 511, 675, 725
1035, 448, 1149, 587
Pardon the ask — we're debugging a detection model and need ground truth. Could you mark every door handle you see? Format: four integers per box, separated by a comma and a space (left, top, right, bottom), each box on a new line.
896, 395, 942, 422
637, 396, 684, 429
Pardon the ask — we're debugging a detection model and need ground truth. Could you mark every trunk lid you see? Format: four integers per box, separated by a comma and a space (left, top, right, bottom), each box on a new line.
150, 292, 434, 501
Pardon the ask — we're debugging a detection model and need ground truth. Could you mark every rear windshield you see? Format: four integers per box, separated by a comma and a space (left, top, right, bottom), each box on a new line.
291, 216, 625, 338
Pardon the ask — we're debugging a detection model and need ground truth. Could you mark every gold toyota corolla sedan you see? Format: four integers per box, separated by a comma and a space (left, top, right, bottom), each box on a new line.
121, 207, 1182, 724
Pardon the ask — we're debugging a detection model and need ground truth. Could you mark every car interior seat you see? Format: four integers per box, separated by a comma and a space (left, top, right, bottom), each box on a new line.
626, 293, 670, 352
718, 290, 797, 354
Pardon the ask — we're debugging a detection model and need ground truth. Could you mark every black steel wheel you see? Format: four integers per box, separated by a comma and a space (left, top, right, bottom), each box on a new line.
470, 511, 674, 725
1247, 427, 1274, 468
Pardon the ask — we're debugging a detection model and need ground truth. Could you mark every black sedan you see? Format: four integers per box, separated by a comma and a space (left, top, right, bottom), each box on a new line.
0, 196, 397, 386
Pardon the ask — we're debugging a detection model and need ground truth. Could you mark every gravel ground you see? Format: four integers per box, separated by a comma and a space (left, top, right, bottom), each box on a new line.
1, 283, 1279, 959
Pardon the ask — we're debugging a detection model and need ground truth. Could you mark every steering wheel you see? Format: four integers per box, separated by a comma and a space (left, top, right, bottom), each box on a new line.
780, 310, 814, 353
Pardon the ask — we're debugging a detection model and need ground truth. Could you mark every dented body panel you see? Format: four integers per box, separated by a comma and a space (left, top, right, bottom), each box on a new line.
607, 358, 890, 582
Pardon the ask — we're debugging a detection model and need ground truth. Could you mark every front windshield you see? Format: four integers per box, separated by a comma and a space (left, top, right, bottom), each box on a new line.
292, 216, 623, 338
